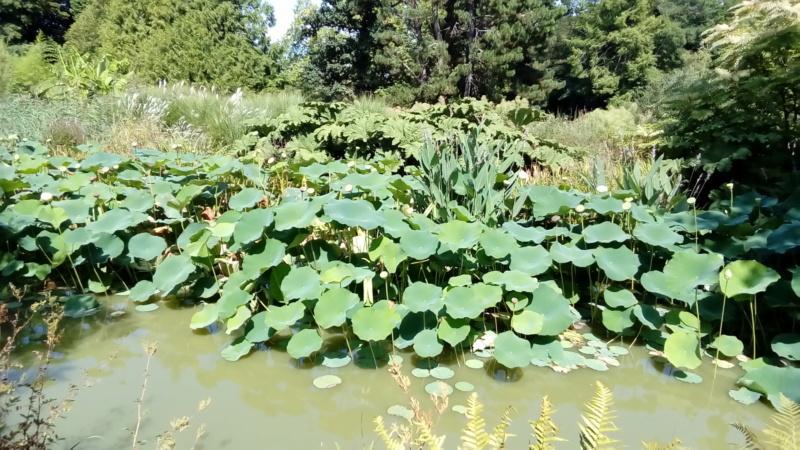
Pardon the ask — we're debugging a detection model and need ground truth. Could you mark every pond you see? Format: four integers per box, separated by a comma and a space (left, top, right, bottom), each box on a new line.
31, 296, 773, 449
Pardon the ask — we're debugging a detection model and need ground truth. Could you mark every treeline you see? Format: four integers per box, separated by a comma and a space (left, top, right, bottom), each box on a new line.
2, 0, 734, 109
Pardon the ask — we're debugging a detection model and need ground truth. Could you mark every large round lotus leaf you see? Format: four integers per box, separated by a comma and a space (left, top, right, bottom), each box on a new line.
324, 199, 384, 230
220, 337, 252, 362
130, 280, 157, 303
400, 229, 439, 260
443, 286, 484, 319
245, 312, 274, 342
352, 302, 401, 341
641, 270, 693, 304
225, 305, 251, 334
493, 331, 533, 368
719, 260, 780, 298
313, 375, 343, 389
584, 196, 624, 214
228, 187, 264, 211
135, 304, 159, 312
121, 191, 154, 213
604, 288, 637, 309
739, 366, 800, 408
437, 317, 470, 346
128, 233, 166, 261
633, 304, 664, 330
771, 334, 800, 361
281, 266, 323, 301
502, 222, 547, 244
287, 329, 324, 359
273, 200, 322, 231
233, 208, 273, 245
670, 252, 724, 287
414, 329, 444, 358
87, 232, 124, 261
264, 302, 306, 330
593, 246, 640, 281
633, 222, 683, 247
63, 294, 101, 318
473, 283, 503, 308
153, 254, 195, 293
403, 282, 443, 313
527, 186, 582, 218
729, 387, 762, 405
438, 220, 482, 251
242, 239, 286, 277
448, 274, 472, 287
509, 245, 552, 276
430, 367, 454, 379
368, 236, 406, 273
527, 285, 577, 336
583, 222, 629, 244
425, 381, 454, 396
710, 335, 744, 358
549, 242, 594, 267
80, 151, 126, 170
499, 271, 539, 293
766, 223, 800, 254
479, 229, 519, 259
217, 288, 252, 319
511, 310, 544, 335
314, 288, 360, 329
387, 404, 414, 421
85, 208, 137, 234
664, 331, 702, 370
602, 307, 635, 334
319, 262, 373, 286
190, 303, 219, 329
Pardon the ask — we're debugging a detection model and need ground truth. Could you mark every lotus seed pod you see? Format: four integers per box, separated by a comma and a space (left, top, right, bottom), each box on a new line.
622, 202, 632, 210
131, 142, 138, 147
687, 197, 696, 205
596, 185, 608, 193
40, 192, 53, 202
300, 186, 307, 192
344, 184, 353, 192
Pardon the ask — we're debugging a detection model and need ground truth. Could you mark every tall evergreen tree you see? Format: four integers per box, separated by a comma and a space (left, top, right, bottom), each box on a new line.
0, 0, 73, 45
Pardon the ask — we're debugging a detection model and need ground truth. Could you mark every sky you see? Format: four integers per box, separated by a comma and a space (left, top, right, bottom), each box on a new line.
267, 0, 318, 41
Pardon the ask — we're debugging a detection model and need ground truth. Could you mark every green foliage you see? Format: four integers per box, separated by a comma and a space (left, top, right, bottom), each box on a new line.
10, 38, 58, 94
732, 394, 800, 449
579, 381, 620, 449
0, 42, 13, 97
0, 0, 73, 45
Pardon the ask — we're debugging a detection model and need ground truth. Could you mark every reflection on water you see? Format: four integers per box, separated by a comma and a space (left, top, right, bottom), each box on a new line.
31, 297, 773, 449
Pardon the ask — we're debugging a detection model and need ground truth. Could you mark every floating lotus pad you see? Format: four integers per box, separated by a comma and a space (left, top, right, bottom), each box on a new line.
425, 381, 454, 396
312, 375, 342, 389
464, 359, 484, 369
455, 381, 475, 392
430, 367, 455, 380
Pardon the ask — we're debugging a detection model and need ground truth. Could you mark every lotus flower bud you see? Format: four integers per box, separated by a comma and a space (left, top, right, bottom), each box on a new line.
724, 269, 733, 280
347, 161, 355, 167
306, 188, 315, 194
517, 170, 529, 180
13, 154, 19, 161
100, 167, 110, 174
344, 184, 353, 192
575, 204, 586, 213
281, 152, 287, 158
40, 192, 53, 202
596, 185, 608, 193
267, 157, 275, 164
379, 271, 388, 279
58, 166, 67, 172
300, 186, 307, 192
726, 183, 734, 189
113, 165, 119, 169
170, 143, 180, 150
131, 142, 138, 147
687, 197, 696, 205
625, 197, 633, 202
622, 202, 632, 211
503, 179, 511, 186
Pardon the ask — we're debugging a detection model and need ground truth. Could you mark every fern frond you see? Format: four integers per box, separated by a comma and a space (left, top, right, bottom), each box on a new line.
641, 439, 687, 449
414, 418, 446, 450
764, 394, 800, 449
374, 416, 404, 450
730, 422, 764, 450
578, 381, 620, 450
461, 392, 490, 450
488, 405, 515, 449
529, 396, 567, 450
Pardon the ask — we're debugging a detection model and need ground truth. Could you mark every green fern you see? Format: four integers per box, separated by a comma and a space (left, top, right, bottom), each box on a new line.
641, 439, 688, 449
488, 405, 515, 449
764, 394, 800, 449
529, 396, 567, 450
461, 392, 490, 449
578, 381, 620, 450
730, 422, 764, 450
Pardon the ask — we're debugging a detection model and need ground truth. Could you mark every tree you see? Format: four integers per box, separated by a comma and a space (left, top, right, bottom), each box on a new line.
65, 0, 276, 91
0, 0, 73, 45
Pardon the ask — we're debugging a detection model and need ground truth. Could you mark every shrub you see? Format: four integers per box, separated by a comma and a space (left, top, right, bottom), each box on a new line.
43, 119, 86, 147
0, 42, 13, 96
10, 40, 56, 94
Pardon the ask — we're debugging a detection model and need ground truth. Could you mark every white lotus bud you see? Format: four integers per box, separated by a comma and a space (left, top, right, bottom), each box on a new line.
40, 192, 53, 202
267, 157, 275, 164
517, 170, 529, 180
365, 164, 374, 171
343, 184, 354, 192
379, 271, 388, 279
687, 197, 696, 205
726, 183, 734, 189
622, 202, 632, 211
131, 142, 138, 147
100, 167, 110, 174
755, 197, 761, 203
347, 161, 355, 167
13, 154, 19, 161
113, 165, 119, 169
170, 143, 179, 150
575, 204, 586, 213
625, 197, 633, 202
724, 269, 733, 280
596, 185, 608, 193
306, 188, 315, 194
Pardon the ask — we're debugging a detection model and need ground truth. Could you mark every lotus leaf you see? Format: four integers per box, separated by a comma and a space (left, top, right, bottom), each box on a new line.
226, 306, 252, 334
312, 375, 342, 389
368, 236, 406, 273
352, 302, 401, 341
442, 286, 483, 319
281, 266, 323, 301
430, 367, 454, 379
526, 285, 576, 336
448, 274, 472, 286
766, 223, 800, 254
493, 331, 533, 368
128, 234, 167, 261
508, 245, 551, 276
85, 208, 138, 234
387, 405, 414, 421
633, 304, 664, 330
771, 334, 800, 360
233, 208, 273, 245
719, 260, 780, 298
710, 335, 744, 358
424, 381, 453, 396
63, 295, 101, 318
593, 246, 640, 281
287, 329, 324, 359
264, 302, 306, 330
324, 199, 384, 230
527, 186, 581, 218
498, 271, 539, 293
245, 312, 273, 342
320, 354, 352, 368
664, 331, 702, 370
674, 371, 702, 384
584, 359, 609, 371
403, 282, 443, 313
413, 329, 444, 357
737, 366, 800, 407
437, 317, 470, 346
604, 288, 637, 309
502, 222, 546, 244
152, 254, 195, 293
130, 280, 157, 303
455, 381, 475, 392
479, 229, 519, 259
217, 288, 252, 319
134, 304, 159, 312
511, 310, 544, 335
228, 187, 264, 211
399, 229, 439, 260
242, 239, 286, 277
190, 303, 219, 329
314, 288, 360, 329
549, 242, 594, 267
273, 200, 322, 231
633, 222, 683, 247
473, 283, 503, 309
411, 368, 430, 378
728, 387, 762, 405
583, 222, 629, 244
585, 196, 624, 214
437, 220, 482, 251
221, 337, 252, 361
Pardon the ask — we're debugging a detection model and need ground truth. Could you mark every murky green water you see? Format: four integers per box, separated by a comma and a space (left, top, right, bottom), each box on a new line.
30, 297, 773, 449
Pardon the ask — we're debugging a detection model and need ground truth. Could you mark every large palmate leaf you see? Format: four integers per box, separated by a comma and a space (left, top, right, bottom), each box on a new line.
352, 302, 401, 341
493, 331, 532, 368
324, 199, 384, 230
153, 254, 195, 293
281, 266, 323, 301
720, 260, 780, 298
